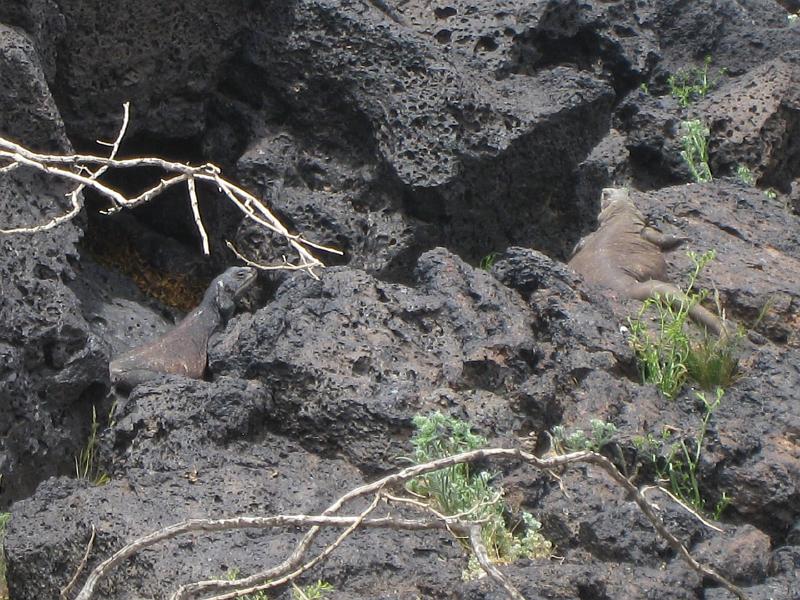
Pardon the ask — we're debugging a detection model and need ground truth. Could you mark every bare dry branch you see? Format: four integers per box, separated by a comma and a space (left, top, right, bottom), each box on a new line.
60, 524, 96, 600
71, 448, 750, 600
0, 104, 338, 276
202, 495, 384, 600
186, 176, 209, 255
641, 485, 725, 533
464, 523, 526, 600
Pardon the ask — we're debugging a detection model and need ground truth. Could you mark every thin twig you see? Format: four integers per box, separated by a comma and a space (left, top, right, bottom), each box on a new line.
0, 103, 130, 234
74, 448, 749, 600
186, 176, 209, 255
0, 105, 338, 276
226, 241, 321, 276
641, 485, 724, 532
383, 491, 498, 523
61, 524, 96, 600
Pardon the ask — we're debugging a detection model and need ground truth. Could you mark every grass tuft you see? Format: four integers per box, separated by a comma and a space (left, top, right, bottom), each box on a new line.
75, 405, 111, 486
668, 56, 724, 107
680, 120, 712, 183
628, 250, 739, 398
479, 252, 500, 271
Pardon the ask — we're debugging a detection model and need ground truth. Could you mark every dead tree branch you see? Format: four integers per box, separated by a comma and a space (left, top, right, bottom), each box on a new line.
464, 523, 526, 600
71, 448, 749, 600
60, 524, 96, 600
0, 103, 341, 277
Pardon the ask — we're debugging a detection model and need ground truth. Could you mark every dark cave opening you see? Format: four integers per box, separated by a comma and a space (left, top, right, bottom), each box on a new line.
72, 132, 246, 311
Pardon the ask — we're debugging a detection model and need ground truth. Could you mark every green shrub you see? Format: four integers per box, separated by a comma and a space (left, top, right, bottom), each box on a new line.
407, 412, 551, 577
668, 56, 723, 107
680, 120, 712, 183
635, 390, 731, 517
292, 580, 334, 600
628, 250, 738, 397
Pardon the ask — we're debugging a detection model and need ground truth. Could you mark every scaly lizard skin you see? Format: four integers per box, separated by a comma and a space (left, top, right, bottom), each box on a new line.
109, 266, 257, 391
569, 188, 729, 338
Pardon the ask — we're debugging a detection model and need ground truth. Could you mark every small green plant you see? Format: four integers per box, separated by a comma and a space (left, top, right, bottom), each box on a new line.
292, 580, 334, 600
224, 568, 270, 600
680, 120, 712, 183
551, 420, 617, 454
735, 164, 755, 186
633, 391, 731, 518
0, 512, 10, 600
685, 332, 740, 391
75, 405, 110, 486
628, 250, 737, 397
668, 56, 723, 107
639, 82, 649, 94
751, 296, 775, 332
407, 412, 551, 577
479, 252, 500, 271
764, 188, 778, 199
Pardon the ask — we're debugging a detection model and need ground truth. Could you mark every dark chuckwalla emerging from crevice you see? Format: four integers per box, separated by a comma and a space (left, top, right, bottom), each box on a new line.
109, 266, 257, 391
568, 188, 730, 338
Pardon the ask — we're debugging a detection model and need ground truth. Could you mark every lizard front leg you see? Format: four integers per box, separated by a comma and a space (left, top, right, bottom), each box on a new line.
641, 227, 688, 251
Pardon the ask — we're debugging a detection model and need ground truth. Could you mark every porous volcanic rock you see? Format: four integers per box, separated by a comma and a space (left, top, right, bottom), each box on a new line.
635, 183, 800, 347
3, 0, 800, 599
695, 54, 800, 191
0, 24, 108, 506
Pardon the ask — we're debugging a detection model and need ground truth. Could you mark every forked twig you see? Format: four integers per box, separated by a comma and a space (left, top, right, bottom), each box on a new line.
0, 104, 341, 277
72, 448, 749, 600
60, 524, 96, 600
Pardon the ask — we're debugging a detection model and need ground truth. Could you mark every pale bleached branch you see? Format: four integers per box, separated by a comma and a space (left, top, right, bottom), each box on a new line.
186, 176, 209, 255
464, 523, 526, 600
72, 448, 749, 600
201, 495, 383, 600
60, 524, 96, 600
226, 241, 322, 279
641, 485, 724, 533
0, 105, 338, 276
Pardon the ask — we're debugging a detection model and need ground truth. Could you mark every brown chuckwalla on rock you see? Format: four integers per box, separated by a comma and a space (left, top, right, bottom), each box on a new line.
109, 266, 257, 391
568, 188, 730, 338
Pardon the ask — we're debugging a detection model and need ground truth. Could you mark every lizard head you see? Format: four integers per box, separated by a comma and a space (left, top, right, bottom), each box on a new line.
208, 266, 258, 320
598, 188, 640, 223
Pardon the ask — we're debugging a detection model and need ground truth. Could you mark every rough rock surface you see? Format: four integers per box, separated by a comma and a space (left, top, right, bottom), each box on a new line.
2, 0, 800, 599
0, 24, 108, 506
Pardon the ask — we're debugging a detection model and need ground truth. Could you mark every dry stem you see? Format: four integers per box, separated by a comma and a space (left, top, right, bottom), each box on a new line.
60, 524, 96, 600
71, 448, 749, 600
0, 104, 341, 277
464, 523, 525, 600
